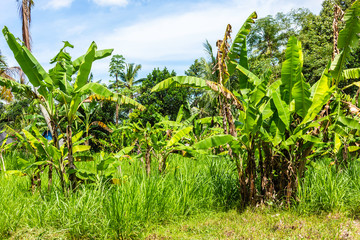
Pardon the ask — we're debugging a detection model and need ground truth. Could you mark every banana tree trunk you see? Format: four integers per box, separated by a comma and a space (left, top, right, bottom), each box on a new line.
115, 103, 119, 125
85, 128, 89, 146
39, 103, 53, 135
224, 103, 237, 137
262, 142, 275, 200
247, 148, 256, 205
39, 103, 57, 192
66, 124, 77, 189
219, 96, 228, 135
0, 152, 5, 172
145, 145, 151, 176
158, 152, 171, 174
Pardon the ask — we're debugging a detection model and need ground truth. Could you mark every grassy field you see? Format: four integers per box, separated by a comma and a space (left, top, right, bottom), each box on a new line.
146, 209, 360, 239
1, 153, 360, 239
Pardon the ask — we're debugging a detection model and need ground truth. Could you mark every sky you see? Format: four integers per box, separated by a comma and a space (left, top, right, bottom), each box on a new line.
0, 0, 324, 83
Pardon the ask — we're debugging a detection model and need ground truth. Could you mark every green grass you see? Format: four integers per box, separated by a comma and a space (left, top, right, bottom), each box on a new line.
1, 154, 360, 239
146, 209, 360, 239
296, 159, 360, 216
0, 154, 240, 239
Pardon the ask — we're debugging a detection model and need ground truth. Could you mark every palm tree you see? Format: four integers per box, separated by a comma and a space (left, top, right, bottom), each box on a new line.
15, 0, 54, 146
0, 51, 25, 102
118, 63, 142, 118
109, 62, 142, 124
119, 63, 142, 96
17, 0, 34, 51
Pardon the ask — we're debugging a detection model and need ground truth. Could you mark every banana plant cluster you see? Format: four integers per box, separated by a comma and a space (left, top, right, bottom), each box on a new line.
0, 27, 144, 190
151, 2, 360, 205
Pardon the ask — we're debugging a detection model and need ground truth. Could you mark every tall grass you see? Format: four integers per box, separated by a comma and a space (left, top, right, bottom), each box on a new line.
296, 159, 360, 215
0, 154, 239, 239
2, 152, 360, 239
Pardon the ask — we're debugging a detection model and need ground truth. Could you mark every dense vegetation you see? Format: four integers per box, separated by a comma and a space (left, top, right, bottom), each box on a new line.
2, 0, 360, 238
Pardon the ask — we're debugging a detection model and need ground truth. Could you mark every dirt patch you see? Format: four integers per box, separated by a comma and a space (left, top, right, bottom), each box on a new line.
146, 233, 171, 240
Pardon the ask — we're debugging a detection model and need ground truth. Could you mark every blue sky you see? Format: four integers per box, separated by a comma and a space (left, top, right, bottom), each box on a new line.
0, 0, 324, 83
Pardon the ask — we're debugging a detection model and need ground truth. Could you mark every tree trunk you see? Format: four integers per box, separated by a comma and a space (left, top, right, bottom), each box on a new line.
247, 148, 257, 206
343, 141, 349, 167
145, 145, 151, 176
286, 161, 294, 206
115, 103, 119, 125
39, 104, 53, 136
158, 155, 166, 174
259, 142, 264, 197
332, 4, 343, 61
85, 128, 89, 146
236, 156, 247, 207
262, 142, 275, 201
48, 122, 60, 192
225, 103, 237, 137
0, 152, 5, 172
66, 124, 77, 189
219, 96, 228, 135
31, 165, 41, 193
48, 164, 53, 192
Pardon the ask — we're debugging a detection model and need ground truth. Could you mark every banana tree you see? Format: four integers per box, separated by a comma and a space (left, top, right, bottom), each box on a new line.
257, 36, 335, 204
78, 101, 114, 146
5, 125, 91, 192
0, 27, 145, 188
151, 12, 258, 138
151, 17, 337, 206
0, 131, 14, 172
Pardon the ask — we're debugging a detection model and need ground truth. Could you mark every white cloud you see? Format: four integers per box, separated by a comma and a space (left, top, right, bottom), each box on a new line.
0, 0, 324, 82
97, 1, 275, 62
94, 0, 323, 78
43, 0, 74, 9
93, 0, 129, 7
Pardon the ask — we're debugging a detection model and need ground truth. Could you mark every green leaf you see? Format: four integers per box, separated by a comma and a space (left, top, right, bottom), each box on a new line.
73, 49, 113, 71
234, 62, 261, 86
332, 125, 348, 137
302, 135, 322, 143
167, 126, 193, 147
244, 105, 259, 133
193, 134, 234, 149
267, 80, 282, 97
2, 27, 53, 96
151, 76, 242, 109
227, 11, 257, 76
331, 0, 360, 84
74, 42, 96, 90
260, 101, 274, 120
0, 77, 35, 99
348, 146, 360, 152
22, 129, 38, 150
117, 95, 146, 111
72, 131, 84, 144
77, 82, 113, 97
292, 74, 311, 118
280, 36, 302, 104
272, 91, 290, 129
49, 41, 74, 94
114, 146, 134, 158
302, 66, 335, 124
73, 145, 91, 154
334, 133, 341, 154
5, 170, 25, 177
227, 12, 257, 86
151, 76, 209, 92
342, 68, 360, 80
176, 105, 184, 123
250, 78, 268, 105
338, 116, 360, 130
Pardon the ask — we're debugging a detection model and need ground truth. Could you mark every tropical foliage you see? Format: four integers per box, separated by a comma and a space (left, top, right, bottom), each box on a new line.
2, 0, 360, 238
